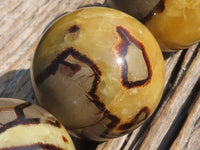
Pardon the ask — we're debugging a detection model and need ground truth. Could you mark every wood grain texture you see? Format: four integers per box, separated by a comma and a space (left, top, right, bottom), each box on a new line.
0, 0, 199, 150
171, 96, 200, 150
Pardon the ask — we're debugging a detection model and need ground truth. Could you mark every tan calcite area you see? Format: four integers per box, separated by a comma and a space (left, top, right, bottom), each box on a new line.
0, 98, 75, 150
145, 0, 200, 50
32, 7, 165, 140
0, 124, 75, 150
38, 72, 103, 129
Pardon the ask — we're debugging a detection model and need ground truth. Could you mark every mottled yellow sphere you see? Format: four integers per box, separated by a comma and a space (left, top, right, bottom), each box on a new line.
31, 7, 165, 141
108, 0, 200, 51
0, 98, 75, 150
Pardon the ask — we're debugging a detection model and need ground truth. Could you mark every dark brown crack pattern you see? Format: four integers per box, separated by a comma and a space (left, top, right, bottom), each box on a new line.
0, 102, 40, 134
0, 102, 64, 149
0, 102, 61, 134
115, 26, 152, 89
35, 48, 82, 85
35, 25, 153, 138
35, 47, 120, 130
68, 25, 80, 33
99, 107, 150, 138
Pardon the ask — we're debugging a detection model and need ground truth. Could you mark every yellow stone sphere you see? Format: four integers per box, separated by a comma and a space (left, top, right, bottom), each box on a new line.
108, 0, 200, 51
31, 7, 165, 141
0, 98, 75, 150
146, 0, 200, 51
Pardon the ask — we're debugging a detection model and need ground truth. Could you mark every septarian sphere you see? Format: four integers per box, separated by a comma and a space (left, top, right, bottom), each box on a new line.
0, 98, 75, 150
31, 7, 165, 141
108, 0, 200, 51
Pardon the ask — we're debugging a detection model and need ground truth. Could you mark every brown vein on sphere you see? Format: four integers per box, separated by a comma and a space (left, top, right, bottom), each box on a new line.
99, 107, 150, 138
118, 106, 150, 130
45, 119, 61, 128
68, 25, 80, 33
2, 143, 64, 150
115, 26, 152, 88
104, 110, 120, 129
35, 47, 80, 85
35, 47, 120, 130
35, 25, 152, 137
0, 102, 61, 134
141, 0, 166, 23
66, 49, 121, 129
62, 136, 68, 143
0, 102, 40, 134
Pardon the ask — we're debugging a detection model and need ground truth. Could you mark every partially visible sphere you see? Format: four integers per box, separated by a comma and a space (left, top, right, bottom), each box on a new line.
107, 0, 161, 21
108, 0, 200, 51
31, 7, 165, 141
0, 98, 75, 150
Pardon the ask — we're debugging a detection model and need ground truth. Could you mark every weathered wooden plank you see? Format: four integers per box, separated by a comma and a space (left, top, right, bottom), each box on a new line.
0, 1, 107, 101
0, 0, 87, 74
171, 96, 200, 150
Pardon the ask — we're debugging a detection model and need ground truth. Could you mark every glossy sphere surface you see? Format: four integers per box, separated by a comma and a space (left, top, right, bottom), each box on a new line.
108, 0, 200, 51
0, 98, 75, 150
31, 7, 165, 141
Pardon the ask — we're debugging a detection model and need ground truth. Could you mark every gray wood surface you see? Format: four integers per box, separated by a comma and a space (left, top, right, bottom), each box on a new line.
0, 0, 199, 149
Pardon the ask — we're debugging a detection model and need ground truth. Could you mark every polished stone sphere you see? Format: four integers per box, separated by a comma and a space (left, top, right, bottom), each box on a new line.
31, 7, 165, 141
108, 0, 200, 51
0, 98, 75, 150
